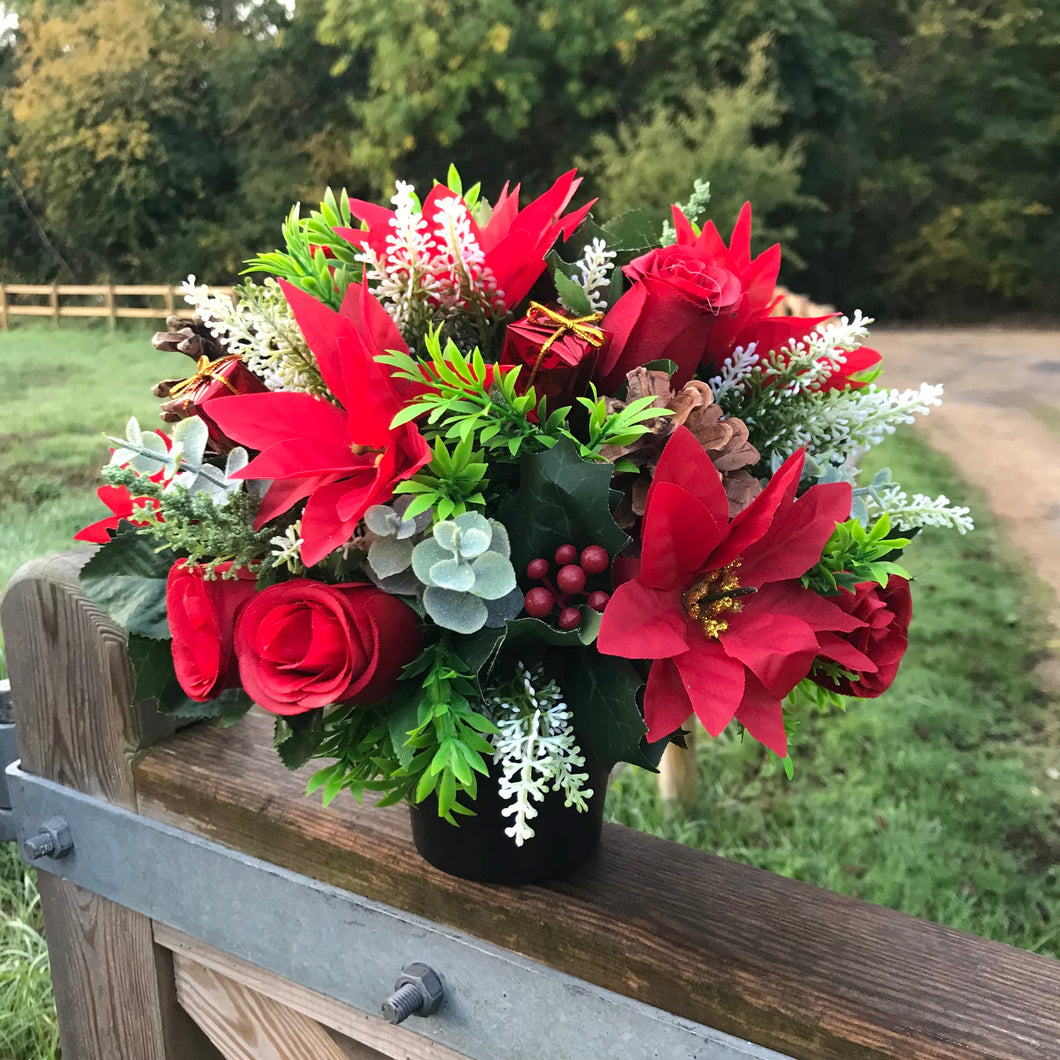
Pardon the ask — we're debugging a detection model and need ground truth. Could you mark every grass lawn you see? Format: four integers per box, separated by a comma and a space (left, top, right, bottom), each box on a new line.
0, 323, 1058, 1057
0, 322, 188, 678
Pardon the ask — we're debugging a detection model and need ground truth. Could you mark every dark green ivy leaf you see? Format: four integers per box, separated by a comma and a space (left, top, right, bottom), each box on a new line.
274, 710, 325, 769
564, 652, 652, 772
500, 437, 628, 575
80, 529, 172, 639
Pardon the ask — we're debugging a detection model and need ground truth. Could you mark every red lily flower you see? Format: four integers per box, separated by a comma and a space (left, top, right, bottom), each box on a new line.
75, 431, 172, 542
75, 485, 160, 543
338, 171, 593, 312
203, 281, 430, 567
597, 427, 871, 756
597, 202, 879, 394
686, 203, 880, 387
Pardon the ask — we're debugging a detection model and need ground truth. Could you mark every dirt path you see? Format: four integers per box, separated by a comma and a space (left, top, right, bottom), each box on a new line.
873, 327, 1060, 691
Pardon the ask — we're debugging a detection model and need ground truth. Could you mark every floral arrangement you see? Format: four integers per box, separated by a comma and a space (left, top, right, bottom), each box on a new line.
78, 168, 972, 846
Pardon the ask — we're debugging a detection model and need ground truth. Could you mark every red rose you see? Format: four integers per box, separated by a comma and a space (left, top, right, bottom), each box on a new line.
233, 579, 422, 715
812, 577, 912, 697
594, 243, 741, 394
167, 561, 259, 702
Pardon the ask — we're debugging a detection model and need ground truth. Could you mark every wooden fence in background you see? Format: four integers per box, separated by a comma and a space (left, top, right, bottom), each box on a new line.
0, 284, 237, 330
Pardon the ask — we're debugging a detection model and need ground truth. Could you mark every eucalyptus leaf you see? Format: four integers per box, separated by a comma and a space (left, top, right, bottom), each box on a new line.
368, 536, 414, 580
412, 539, 450, 584
429, 557, 477, 592
469, 552, 516, 600
423, 587, 488, 633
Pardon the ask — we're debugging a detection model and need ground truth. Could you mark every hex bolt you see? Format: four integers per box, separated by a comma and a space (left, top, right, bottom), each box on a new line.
22, 817, 74, 861
381, 962, 444, 1024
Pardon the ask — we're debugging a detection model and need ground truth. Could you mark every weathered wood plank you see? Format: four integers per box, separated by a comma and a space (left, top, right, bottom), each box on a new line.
135, 710, 1060, 1060
157, 926, 466, 1060
1, 551, 220, 1060
174, 955, 370, 1060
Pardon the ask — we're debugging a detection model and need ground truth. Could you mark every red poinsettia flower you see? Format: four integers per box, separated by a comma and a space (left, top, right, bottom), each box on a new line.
339, 171, 593, 311
203, 280, 431, 567
596, 202, 879, 394
75, 430, 172, 542
74, 484, 161, 543
597, 427, 871, 756
684, 203, 880, 387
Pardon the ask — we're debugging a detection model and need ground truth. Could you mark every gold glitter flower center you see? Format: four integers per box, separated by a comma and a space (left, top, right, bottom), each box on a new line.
682, 560, 756, 638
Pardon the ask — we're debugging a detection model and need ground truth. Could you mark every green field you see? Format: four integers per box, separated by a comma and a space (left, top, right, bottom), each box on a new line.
1, 323, 1058, 1057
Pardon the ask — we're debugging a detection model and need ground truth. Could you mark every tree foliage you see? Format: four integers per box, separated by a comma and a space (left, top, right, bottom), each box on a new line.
0, 0, 1054, 317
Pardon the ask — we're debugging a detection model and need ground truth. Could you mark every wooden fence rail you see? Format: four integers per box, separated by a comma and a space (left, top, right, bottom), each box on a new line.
2, 551, 1059, 1060
0, 283, 237, 330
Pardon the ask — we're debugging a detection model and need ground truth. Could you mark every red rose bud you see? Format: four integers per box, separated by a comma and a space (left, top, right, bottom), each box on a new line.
167, 561, 259, 702
812, 577, 912, 697
156, 354, 268, 452
500, 302, 609, 407
595, 244, 741, 393
233, 579, 422, 715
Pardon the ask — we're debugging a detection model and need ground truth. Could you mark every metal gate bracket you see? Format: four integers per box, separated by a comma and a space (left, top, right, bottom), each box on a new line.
7, 760, 792, 1060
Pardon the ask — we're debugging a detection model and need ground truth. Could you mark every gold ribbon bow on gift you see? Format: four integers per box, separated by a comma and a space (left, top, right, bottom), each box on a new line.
525, 302, 606, 386
168, 354, 243, 405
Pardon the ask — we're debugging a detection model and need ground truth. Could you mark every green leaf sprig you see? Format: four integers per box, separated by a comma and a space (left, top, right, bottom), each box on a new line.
803, 513, 911, 595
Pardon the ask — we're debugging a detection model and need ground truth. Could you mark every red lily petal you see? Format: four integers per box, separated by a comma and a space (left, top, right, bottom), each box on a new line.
280, 282, 354, 407
710, 449, 805, 572
205, 391, 346, 454
643, 658, 694, 742
739, 479, 852, 586
673, 643, 746, 737
646, 426, 730, 528
640, 482, 727, 591
718, 604, 819, 698
751, 582, 866, 634
254, 475, 332, 528
734, 674, 788, 757
815, 631, 878, 673
597, 579, 690, 659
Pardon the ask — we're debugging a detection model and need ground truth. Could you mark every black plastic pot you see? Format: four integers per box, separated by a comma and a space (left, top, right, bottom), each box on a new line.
408, 758, 609, 885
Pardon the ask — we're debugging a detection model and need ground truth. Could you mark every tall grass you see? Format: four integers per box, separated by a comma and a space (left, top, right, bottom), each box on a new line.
0, 845, 58, 1060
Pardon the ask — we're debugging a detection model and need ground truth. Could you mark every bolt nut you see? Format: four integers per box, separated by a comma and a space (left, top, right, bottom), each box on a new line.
22, 816, 74, 861
381, 962, 444, 1023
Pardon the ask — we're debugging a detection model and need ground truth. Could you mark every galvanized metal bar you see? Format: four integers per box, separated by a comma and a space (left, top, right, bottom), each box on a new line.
8, 762, 794, 1060
0, 680, 16, 841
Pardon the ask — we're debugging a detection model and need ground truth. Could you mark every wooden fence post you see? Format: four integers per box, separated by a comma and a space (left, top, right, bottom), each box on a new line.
0, 284, 7, 331
106, 285, 116, 331
50, 282, 59, 326
0, 551, 222, 1060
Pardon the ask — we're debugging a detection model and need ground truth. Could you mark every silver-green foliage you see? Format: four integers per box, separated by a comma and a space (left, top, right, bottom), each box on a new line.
411, 513, 520, 633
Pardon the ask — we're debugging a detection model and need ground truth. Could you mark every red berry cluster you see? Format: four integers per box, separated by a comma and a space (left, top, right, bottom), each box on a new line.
523, 544, 611, 630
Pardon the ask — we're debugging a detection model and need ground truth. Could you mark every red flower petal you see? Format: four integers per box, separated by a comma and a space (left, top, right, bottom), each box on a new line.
597, 579, 689, 660
734, 673, 788, 757
672, 643, 746, 736
640, 482, 726, 591
719, 603, 820, 698
646, 426, 730, 528
643, 657, 694, 742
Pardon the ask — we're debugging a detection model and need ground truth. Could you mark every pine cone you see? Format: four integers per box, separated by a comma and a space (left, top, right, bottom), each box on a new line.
152, 315, 226, 363
604, 368, 763, 520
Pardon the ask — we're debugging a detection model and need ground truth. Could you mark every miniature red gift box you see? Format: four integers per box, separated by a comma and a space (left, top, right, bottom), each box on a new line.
500, 302, 610, 406
155, 354, 268, 452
